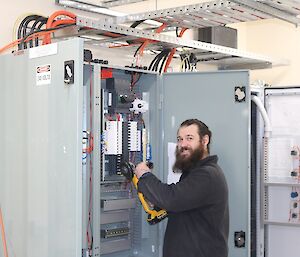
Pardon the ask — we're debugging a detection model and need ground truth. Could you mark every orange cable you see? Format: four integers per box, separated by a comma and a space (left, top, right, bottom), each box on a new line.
0, 26, 74, 55
43, 10, 76, 44
0, 207, 8, 257
138, 23, 167, 57
163, 28, 188, 72
0, 39, 21, 54
51, 19, 75, 28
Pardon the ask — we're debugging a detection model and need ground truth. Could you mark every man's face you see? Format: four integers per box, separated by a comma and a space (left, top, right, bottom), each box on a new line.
173, 124, 207, 171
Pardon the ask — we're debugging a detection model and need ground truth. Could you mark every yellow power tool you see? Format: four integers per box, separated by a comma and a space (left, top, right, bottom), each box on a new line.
120, 161, 168, 225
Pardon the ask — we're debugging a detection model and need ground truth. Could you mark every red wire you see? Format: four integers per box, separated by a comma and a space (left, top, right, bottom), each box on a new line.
43, 10, 76, 44
163, 28, 188, 72
0, 207, 8, 257
86, 64, 94, 250
138, 23, 167, 56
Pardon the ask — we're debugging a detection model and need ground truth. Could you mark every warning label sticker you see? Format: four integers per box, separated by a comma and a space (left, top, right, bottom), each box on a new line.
36, 64, 51, 85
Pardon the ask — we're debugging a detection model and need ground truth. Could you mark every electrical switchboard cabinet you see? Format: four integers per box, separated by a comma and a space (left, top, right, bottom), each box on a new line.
263, 87, 300, 257
0, 38, 253, 257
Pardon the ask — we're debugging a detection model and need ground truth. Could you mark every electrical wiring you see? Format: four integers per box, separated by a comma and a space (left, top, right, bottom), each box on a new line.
21, 15, 42, 49
148, 49, 171, 73
13, 13, 38, 41
1, 11, 77, 54
20, 23, 76, 47
28, 17, 48, 48
147, 27, 188, 73
17, 15, 39, 50
1, 22, 76, 55
16, 14, 50, 50
130, 72, 142, 91
43, 10, 76, 45
159, 51, 170, 74
86, 64, 94, 252
17, 15, 39, 40
148, 50, 163, 71
132, 23, 167, 66
163, 28, 187, 73
0, 207, 8, 257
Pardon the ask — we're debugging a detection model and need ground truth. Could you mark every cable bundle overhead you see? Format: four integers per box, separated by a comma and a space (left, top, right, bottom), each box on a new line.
147, 27, 188, 74
17, 14, 48, 50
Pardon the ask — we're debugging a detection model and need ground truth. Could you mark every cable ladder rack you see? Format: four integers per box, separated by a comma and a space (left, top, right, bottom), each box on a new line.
114, 0, 300, 28
73, 0, 299, 69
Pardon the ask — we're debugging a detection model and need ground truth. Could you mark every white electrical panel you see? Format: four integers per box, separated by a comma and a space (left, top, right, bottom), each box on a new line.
104, 121, 123, 155
265, 88, 300, 257
128, 121, 141, 151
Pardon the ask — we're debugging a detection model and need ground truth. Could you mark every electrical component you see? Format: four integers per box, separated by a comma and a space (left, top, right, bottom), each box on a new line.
291, 192, 298, 198
101, 227, 130, 238
129, 98, 148, 114
289, 187, 300, 222
105, 78, 136, 113
104, 121, 123, 155
129, 121, 140, 152
291, 171, 298, 177
290, 146, 300, 181
198, 26, 237, 49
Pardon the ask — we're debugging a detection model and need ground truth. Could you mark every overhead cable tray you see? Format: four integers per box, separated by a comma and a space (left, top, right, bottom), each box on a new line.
76, 16, 287, 69
114, 0, 300, 28
101, 0, 147, 8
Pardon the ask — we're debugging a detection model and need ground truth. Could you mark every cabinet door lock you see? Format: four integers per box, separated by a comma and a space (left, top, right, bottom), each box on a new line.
234, 231, 246, 248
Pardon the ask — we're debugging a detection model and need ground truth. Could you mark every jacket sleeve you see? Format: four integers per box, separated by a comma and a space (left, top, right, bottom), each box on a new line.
137, 168, 214, 212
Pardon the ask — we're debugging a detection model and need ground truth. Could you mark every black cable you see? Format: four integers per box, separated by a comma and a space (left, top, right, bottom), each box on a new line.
35, 19, 48, 47
29, 17, 48, 47
156, 49, 171, 72
22, 15, 42, 49
185, 56, 189, 71
134, 44, 143, 57
17, 15, 40, 50
152, 50, 166, 71
148, 51, 162, 71
17, 15, 38, 40
159, 50, 170, 74
127, 19, 145, 46
130, 20, 145, 28
20, 23, 76, 46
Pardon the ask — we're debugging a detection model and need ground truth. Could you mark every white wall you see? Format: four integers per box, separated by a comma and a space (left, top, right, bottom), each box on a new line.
231, 19, 300, 86
2, 0, 300, 85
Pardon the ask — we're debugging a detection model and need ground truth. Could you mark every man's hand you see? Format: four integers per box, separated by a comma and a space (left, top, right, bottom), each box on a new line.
134, 162, 151, 179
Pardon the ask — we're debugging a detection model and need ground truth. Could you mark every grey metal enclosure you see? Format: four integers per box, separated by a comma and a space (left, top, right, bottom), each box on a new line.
0, 38, 252, 257
161, 71, 250, 257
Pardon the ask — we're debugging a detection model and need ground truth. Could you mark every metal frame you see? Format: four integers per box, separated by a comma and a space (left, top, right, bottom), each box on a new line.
102, 0, 147, 8
115, 0, 273, 28
233, 0, 300, 26
76, 16, 286, 69
115, 0, 300, 27
92, 64, 101, 257
55, 0, 299, 69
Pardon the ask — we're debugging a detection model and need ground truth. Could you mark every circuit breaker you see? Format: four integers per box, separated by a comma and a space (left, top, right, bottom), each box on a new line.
0, 38, 253, 257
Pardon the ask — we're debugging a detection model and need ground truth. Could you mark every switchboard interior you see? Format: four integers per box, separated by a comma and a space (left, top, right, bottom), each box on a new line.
82, 65, 161, 256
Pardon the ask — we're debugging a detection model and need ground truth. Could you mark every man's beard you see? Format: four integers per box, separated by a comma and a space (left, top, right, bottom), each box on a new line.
173, 146, 205, 172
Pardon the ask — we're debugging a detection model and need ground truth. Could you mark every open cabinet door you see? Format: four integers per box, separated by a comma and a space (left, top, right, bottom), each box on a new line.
161, 71, 251, 257
0, 38, 84, 257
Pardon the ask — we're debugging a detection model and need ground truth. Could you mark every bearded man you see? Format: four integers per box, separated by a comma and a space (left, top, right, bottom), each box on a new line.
134, 119, 229, 257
